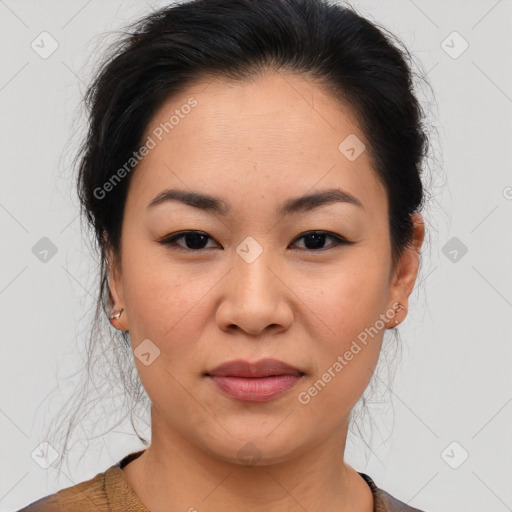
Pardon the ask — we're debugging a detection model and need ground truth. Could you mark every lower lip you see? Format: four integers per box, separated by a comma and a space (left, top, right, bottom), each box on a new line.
208, 375, 302, 403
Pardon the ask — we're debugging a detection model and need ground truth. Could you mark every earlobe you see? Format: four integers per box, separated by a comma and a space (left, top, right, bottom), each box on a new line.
386, 301, 407, 329
109, 307, 126, 330
106, 248, 129, 331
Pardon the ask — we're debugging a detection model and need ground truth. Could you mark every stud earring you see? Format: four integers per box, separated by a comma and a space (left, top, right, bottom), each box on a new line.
393, 302, 406, 328
109, 307, 124, 326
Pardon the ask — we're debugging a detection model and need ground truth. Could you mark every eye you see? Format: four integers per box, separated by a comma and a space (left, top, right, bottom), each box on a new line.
159, 230, 352, 252
159, 230, 219, 251
290, 231, 352, 251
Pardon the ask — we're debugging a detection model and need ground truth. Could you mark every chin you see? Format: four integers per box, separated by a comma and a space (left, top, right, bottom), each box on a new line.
197, 422, 309, 467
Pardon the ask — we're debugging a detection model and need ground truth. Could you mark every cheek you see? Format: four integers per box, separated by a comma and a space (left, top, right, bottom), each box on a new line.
122, 255, 214, 413
120, 241, 206, 337
120, 244, 225, 387
299, 254, 390, 403
304, 251, 390, 340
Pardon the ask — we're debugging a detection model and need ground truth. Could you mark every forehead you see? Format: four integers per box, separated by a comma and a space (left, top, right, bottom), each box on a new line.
127, 71, 387, 219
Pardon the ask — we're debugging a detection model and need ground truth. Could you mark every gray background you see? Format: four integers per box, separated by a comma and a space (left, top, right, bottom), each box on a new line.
1, 1, 511, 511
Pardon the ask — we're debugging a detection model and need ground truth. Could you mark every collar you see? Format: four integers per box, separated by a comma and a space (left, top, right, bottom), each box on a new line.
107, 449, 421, 512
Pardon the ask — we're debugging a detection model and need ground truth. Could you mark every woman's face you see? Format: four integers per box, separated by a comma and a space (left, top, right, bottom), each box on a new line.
108, 71, 423, 465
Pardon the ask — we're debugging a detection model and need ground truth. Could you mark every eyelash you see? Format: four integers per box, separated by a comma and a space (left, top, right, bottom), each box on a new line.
158, 230, 352, 252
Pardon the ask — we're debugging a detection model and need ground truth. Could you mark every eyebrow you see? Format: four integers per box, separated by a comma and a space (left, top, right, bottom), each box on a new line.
146, 187, 364, 216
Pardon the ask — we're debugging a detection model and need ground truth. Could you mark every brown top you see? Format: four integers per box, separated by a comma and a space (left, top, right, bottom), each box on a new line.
17, 449, 425, 512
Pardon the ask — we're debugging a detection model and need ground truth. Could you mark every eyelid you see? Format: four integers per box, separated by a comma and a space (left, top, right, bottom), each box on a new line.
289, 231, 352, 250
158, 230, 219, 251
158, 230, 353, 251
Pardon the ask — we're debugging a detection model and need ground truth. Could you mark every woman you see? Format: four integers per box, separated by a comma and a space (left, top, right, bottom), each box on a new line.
18, 0, 431, 510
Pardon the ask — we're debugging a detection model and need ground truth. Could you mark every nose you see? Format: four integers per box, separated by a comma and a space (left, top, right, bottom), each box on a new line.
215, 248, 293, 337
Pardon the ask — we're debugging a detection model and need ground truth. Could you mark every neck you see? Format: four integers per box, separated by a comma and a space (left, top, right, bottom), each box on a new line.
122, 408, 373, 512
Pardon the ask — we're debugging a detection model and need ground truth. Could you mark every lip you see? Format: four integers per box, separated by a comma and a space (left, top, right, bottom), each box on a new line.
205, 358, 305, 403
207, 358, 304, 378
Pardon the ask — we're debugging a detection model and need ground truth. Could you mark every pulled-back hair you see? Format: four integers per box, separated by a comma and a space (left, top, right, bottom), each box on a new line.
47, 0, 437, 474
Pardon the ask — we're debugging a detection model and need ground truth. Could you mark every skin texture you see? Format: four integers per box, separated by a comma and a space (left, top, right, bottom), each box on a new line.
108, 70, 425, 512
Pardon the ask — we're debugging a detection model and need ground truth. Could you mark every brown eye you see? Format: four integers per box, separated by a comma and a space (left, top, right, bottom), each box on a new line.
291, 231, 351, 251
159, 231, 219, 251
159, 230, 352, 253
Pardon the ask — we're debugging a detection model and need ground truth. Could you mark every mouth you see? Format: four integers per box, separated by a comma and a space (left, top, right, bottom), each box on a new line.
205, 358, 305, 403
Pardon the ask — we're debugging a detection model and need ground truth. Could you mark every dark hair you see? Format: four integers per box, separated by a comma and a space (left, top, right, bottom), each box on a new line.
48, 0, 437, 473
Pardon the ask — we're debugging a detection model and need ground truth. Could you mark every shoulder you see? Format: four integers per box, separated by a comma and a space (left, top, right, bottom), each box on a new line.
15, 468, 109, 512
359, 472, 428, 512
15, 452, 149, 512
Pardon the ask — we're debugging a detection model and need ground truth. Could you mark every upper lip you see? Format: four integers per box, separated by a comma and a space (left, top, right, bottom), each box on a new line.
206, 358, 304, 378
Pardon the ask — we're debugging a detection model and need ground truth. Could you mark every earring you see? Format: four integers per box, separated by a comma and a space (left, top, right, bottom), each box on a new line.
393, 303, 406, 327
109, 307, 124, 326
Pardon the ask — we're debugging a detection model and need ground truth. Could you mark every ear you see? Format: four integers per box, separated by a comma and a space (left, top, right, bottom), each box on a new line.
387, 212, 425, 324
106, 245, 129, 331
